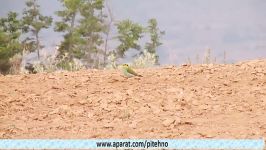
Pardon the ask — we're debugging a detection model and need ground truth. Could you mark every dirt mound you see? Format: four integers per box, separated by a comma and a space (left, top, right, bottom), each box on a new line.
0, 59, 265, 139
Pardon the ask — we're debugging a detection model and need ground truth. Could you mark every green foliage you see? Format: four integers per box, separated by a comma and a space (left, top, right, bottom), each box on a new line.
0, 0, 166, 74
0, 31, 12, 74
144, 18, 165, 64
54, 0, 83, 33
0, 12, 23, 74
0, 30, 21, 60
23, 0, 53, 31
22, 0, 52, 59
54, 1, 165, 70
114, 19, 164, 66
55, 0, 106, 68
78, 0, 106, 68
116, 20, 144, 58
0, 12, 22, 39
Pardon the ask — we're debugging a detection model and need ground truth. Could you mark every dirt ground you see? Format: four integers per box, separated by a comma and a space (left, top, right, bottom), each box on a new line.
0, 59, 265, 140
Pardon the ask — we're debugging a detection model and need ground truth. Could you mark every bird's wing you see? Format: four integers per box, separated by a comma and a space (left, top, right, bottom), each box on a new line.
127, 68, 139, 76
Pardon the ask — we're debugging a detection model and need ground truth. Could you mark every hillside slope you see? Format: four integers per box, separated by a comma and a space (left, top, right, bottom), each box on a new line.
0, 59, 265, 139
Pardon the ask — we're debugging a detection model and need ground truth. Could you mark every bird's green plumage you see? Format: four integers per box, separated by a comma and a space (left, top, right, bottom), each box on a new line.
126, 67, 138, 76
121, 64, 142, 77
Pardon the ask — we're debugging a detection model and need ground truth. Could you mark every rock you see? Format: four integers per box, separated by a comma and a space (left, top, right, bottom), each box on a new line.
129, 122, 137, 129
103, 122, 115, 129
162, 118, 175, 127
78, 100, 87, 105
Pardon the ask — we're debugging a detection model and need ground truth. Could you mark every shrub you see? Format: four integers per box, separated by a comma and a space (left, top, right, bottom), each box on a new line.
132, 50, 157, 68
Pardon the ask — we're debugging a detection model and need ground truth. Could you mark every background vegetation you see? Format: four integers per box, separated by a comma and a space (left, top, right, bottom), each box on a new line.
1, 0, 225, 75
0, 0, 165, 74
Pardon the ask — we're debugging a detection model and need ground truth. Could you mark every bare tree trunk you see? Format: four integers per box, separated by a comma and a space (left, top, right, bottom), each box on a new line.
70, 13, 76, 35
103, 1, 114, 67
68, 12, 76, 60
223, 50, 227, 64
36, 32, 40, 60
33, 3, 40, 60
103, 29, 110, 66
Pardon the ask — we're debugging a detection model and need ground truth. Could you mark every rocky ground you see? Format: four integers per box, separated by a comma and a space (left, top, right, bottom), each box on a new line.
0, 59, 265, 140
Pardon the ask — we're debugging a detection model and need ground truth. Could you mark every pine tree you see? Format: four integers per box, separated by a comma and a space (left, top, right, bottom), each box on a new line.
55, 0, 84, 61
22, 0, 52, 60
55, 0, 106, 69
116, 20, 144, 58
145, 18, 165, 64
0, 12, 22, 74
78, 0, 106, 68
102, 0, 114, 67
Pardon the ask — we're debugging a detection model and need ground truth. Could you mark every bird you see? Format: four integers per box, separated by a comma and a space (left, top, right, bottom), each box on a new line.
121, 64, 142, 77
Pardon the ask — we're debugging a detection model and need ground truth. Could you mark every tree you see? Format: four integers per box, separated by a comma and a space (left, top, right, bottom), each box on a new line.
55, 0, 107, 69
102, 0, 114, 67
55, 0, 84, 61
116, 20, 144, 58
78, 0, 106, 68
0, 12, 22, 74
145, 18, 165, 64
22, 0, 52, 60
